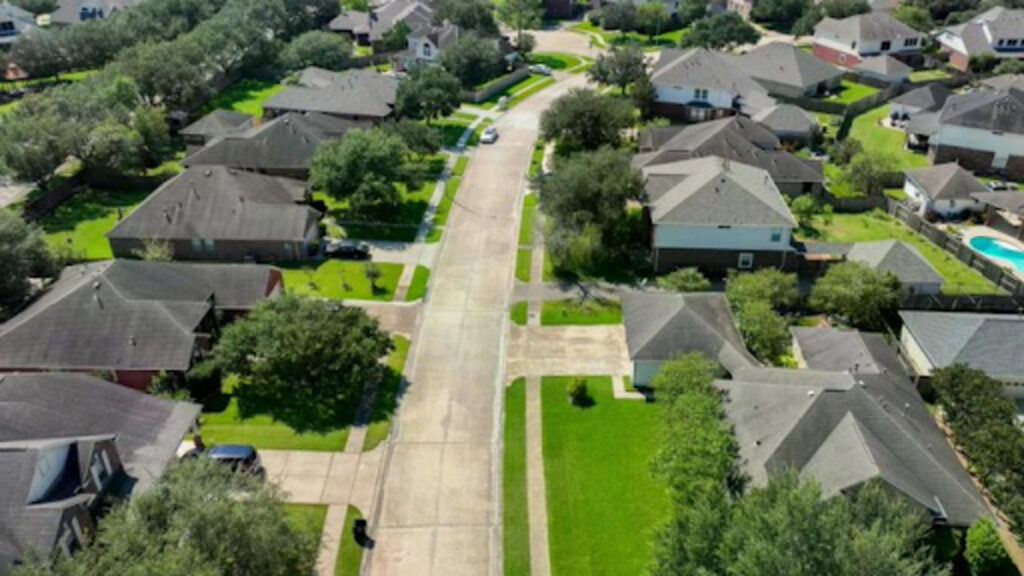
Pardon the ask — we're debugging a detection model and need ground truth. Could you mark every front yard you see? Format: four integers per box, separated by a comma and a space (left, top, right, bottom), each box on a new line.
568, 20, 687, 50
504, 378, 530, 576
542, 376, 668, 576
848, 104, 931, 171
540, 298, 622, 326
41, 187, 151, 261
280, 260, 403, 301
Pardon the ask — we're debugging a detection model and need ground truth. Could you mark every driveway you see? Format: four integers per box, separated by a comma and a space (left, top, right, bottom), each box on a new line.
506, 325, 631, 378
365, 73, 589, 576
532, 28, 602, 58
262, 448, 382, 509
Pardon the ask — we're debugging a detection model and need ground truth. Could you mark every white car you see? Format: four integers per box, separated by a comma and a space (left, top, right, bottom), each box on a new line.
529, 64, 553, 76
479, 126, 499, 144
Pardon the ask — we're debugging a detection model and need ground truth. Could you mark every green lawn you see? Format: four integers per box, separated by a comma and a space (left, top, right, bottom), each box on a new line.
824, 79, 880, 105
281, 261, 403, 301
201, 78, 285, 117
336, 506, 365, 576
504, 378, 531, 576
516, 249, 532, 283
472, 74, 552, 110
803, 212, 1002, 295
910, 68, 952, 82
568, 20, 686, 50
519, 194, 537, 246
507, 77, 555, 108
542, 376, 669, 576
405, 265, 431, 302
510, 301, 529, 326
428, 155, 468, 243
41, 188, 151, 261
363, 335, 410, 451
529, 52, 583, 71
540, 298, 622, 326
284, 503, 328, 537
849, 105, 931, 171
529, 141, 546, 179
438, 117, 474, 147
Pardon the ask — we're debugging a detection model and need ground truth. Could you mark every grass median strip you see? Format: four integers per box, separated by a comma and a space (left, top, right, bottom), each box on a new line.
335, 507, 366, 576
405, 265, 431, 302
516, 249, 532, 283
519, 194, 537, 246
540, 298, 622, 326
504, 378, 531, 576
510, 301, 528, 326
363, 335, 410, 451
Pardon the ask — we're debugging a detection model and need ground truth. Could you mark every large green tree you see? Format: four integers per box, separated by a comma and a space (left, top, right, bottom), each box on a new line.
965, 519, 1015, 576
725, 268, 800, 311
0, 210, 54, 319
206, 294, 393, 432
751, 0, 811, 33
496, 0, 543, 50
809, 261, 899, 329
637, 2, 671, 38
735, 299, 792, 363
682, 12, 760, 49
540, 88, 634, 155
280, 30, 352, 71
434, 0, 500, 36
395, 65, 463, 122
15, 459, 319, 576
892, 4, 936, 31
439, 33, 503, 88
587, 45, 647, 94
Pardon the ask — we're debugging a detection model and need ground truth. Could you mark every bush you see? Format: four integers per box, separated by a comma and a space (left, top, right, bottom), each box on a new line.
966, 519, 1014, 576
567, 378, 589, 406
657, 267, 711, 292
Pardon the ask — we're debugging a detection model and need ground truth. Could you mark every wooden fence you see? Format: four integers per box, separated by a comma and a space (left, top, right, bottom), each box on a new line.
463, 68, 530, 104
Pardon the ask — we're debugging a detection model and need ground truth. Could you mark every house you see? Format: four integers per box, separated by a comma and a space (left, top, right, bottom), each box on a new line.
179, 109, 253, 147
925, 87, 1024, 179
0, 260, 281, 389
717, 366, 990, 527
650, 48, 776, 122
751, 104, 820, 145
982, 73, 1024, 91
402, 21, 460, 67
890, 83, 953, 119
791, 327, 906, 374
634, 116, 826, 197
971, 191, 1024, 240
845, 240, 944, 294
854, 54, 912, 83
621, 291, 756, 386
733, 42, 844, 99
813, 13, 925, 68
640, 156, 798, 273
106, 166, 321, 262
263, 69, 398, 122
0, 1, 34, 47
48, 0, 139, 26
183, 112, 365, 179
0, 373, 200, 574
937, 7, 1024, 72
903, 163, 987, 217
328, 0, 433, 47
899, 311, 1024, 394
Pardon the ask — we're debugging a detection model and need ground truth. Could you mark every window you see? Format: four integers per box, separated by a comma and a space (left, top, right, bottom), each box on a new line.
904, 38, 918, 47
203, 239, 215, 254
1009, 39, 1019, 47
998, 39, 1005, 46
0, 21, 14, 32
881, 40, 891, 51
694, 88, 708, 100
851, 41, 857, 50
191, 238, 203, 253
738, 253, 754, 269
770, 229, 782, 242
422, 43, 432, 57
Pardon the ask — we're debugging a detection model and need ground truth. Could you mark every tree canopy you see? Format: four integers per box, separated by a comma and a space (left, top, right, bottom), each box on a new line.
725, 268, 799, 364
751, 0, 811, 33
587, 45, 647, 94
657, 268, 712, 293
637, 2, 671, 38
496, 0, 543, 47
439, 33, 504, 88
280, 30, 352, 71
809, 261, 899, 329
540, 88, 634, 155
395, 65, 463, 121
434, 0, 500, 36
0, 209, 54, 320
725, 268, 800, 311
682, 12, 760, 49
205, 294, 393, 433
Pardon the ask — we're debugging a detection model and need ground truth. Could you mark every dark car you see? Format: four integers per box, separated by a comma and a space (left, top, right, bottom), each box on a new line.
206, 444, 266, 480
325, 239, 371, 260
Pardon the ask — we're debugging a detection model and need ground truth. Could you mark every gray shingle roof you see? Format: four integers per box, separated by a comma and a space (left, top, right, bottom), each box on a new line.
409, 20, 461, 50
0, 1, 34, 45
845, 240, 944, 287
937, 87, 1024, 134
265, 69, 398, 119
792, 327, 906, 375
622, 291, 757, 373
971, 191, 1024, 215
899, 311, 1024, 381
652, 48, 771, 103
0, 261, 277, 372
943, 7, 1024, 58
982, 73, 1024, 91
49, 0, 140, 25
333, 0, 433, 42
815, 12, 922, 45
642, 156, 798, 228
906, 162, 988, 201
328, 8, 371, 34
718, 366, 990, 527
183, 112, 365, 173
634, 116, 824, 185
734, 42, 843, 92
179, 109, 253, 139
107, 166, 318, 243
751, 104, 819, 136
891, 83, 953, 112
855, 54, 912, 77
906, 110, 940, 136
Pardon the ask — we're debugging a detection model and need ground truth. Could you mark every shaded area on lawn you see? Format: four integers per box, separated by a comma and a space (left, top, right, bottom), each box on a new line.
540, 298, 622, 326
822, 79, 879, 105
504, 378, 531, 576
280, 260, 403, 301
542, 376, 669, 576
363, 335, 410, 451
201, 78, 285, 118
41, 187, 151, 261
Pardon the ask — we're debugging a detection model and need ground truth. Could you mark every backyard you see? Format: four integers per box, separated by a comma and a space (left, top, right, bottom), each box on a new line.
280, 260, 404, 301
40, 187, 151, 261
542, 376, 668, 576
201, 78, 285, 117
824, 79, 879, 105
849, 104, 931, 171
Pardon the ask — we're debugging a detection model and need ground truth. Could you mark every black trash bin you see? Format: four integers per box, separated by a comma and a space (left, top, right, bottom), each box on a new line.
353, 519, 372, 548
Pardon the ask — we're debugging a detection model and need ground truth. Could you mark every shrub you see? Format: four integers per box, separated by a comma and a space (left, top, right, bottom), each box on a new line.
966, 519, 1014, 576
657, 267, 711, 292
567, 378, 588, 406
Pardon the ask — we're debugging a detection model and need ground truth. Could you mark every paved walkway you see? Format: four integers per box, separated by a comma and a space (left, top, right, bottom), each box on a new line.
524, 377, 552, 576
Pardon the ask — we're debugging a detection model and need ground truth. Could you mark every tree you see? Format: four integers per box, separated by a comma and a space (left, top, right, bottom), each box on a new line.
637, 2, 671, 38
751, 0, 812, 33
735, 299, 791, 362
829, 137, 863, 165
439, 33, 503, 88
496, 0, 543, 51
892, 4, 936, 32
9, 28, 67, 78
820, 0, 870, 18
11, 0, 58, 14
682, 12, 760, 49
632, 71, 657, 120
587, 45, 647, 94
789, 194, 821, 230
206, 294, 393, 433
382, 119, 442, 157
280, 30, 352, 71
131, 105, 171, 167
809, 261, 899, 328
434, 0, 500, 36
600, 2, 638, 30
132, 239, 174, 262
379, 20, 411, 52
15, 458, 319, 576
842, 151, 897, 195
81, 120, 145, 178
394, 65, 462, 122
965, 519, 1014, 576
993, 58, 1024, 75
725, 268, 799, 311
658, 267, 711, 292
309, 128, 415, 219
0, 210, 54, 319
540, 88, 634, 154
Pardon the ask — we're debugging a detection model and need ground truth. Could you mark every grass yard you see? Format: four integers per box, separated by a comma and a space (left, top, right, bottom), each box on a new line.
507, 77, 555, 108
529, 52, 583, 71
516, 248, 532, 283
519, 194, 537, 246
284, 503, 328, 537
803, 212, 1002, 294
510, 301, 529, 326
849, 105, 931, 171
438, 117, 474, 147
428, 155, 468, 243
825, 79, 879, 105
542, 376, 669, 576
910, 68, 952, 82
363, 335, 410, 451
568, 20, 686, 50
201, 78, 285, 117
473, 74, 551, 110
504, 378, 530, 576
540, 298, 622, 326
41, 188, 151, 261
335, 506, 365, 576
405, 265, 431, 301
281, 260, 403, 301
529, 141, 546, 179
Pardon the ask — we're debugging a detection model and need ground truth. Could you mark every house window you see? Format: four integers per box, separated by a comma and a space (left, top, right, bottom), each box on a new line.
694, 88, 708, 100
904, 38, 918, 47
998, 39, 1005, 46
738, 253, 754, 269
770, 229, 782, 242
0, 21, 14, 33
203, 239, 215, 254
1009, 39, 1019, 47
191, 238, 203, 253
422, 43, 432, 57
851, 41, 857, 50
881, 40, 891, 51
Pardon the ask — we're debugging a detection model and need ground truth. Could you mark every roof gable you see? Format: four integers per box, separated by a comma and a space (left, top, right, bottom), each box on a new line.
735, 42, 843, 90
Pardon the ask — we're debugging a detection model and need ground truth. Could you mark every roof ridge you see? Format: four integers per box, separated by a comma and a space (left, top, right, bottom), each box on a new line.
633, 296, 686, 358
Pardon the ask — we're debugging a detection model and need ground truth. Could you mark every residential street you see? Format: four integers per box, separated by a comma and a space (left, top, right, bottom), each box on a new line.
366, 71, 588, 576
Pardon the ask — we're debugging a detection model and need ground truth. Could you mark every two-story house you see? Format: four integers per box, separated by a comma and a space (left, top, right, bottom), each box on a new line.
650, 48, 776, 122
937, 7, 1024, 72
928, 87, 1024, 179
0, 1, 34, 48
329, 0, 433, 48
813, 12, 925, 68
49, 0, 139, 26
402, 21, 460, 67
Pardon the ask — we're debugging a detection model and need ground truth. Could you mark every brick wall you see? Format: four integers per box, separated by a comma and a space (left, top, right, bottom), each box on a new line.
948, 50, 970, 72
933, 144, 995, 172
813, 42, 860, 67
1005, 155, 1024, 181
653, 247, 797, 274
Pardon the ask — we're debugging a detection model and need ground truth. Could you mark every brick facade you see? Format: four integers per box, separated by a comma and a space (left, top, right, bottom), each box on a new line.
813, 42, 860, 67
653, 247, 797, 274
1004, 155, 1024, 181
932, 144, 995, 173
650, 101, 736, 123
947, 49, 970, 72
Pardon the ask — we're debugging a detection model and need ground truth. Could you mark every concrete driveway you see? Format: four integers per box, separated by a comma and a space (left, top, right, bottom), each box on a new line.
532, 28, 602, 58
506, 325, 631, 378
262, 449, 382, 509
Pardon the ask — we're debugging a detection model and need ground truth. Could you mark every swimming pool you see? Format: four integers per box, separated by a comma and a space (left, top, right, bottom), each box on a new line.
969, 236, 1024, 272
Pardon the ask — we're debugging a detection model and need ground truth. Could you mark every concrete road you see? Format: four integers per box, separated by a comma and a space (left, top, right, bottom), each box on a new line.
366, 72, 588, 576
531, 28, 601, 58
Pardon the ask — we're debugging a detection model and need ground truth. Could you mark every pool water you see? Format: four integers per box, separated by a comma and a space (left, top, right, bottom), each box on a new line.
969, 236, 1024, 272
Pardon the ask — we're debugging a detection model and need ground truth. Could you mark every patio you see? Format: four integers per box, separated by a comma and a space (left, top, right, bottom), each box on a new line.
960, 225, 1024, 281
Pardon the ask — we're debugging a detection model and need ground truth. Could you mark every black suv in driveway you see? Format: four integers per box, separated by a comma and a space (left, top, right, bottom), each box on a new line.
324, 239, 371, 260
186, 444, 266, 481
